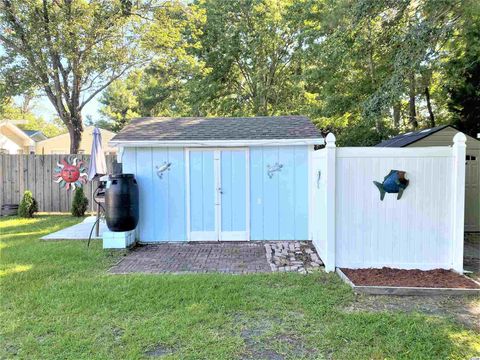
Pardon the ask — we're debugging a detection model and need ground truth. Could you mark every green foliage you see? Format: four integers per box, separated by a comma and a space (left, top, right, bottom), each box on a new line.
0, 0, 144, 152
71, 187, 88, 217
18, 190, 38, 218
190, 0, 308, 116
444, 1, 480, 138
98, 74, 140, 132
99, 0, 479, 146
3, 0, 479, 146
97, 1, 206, 129
0, 97, 66, 137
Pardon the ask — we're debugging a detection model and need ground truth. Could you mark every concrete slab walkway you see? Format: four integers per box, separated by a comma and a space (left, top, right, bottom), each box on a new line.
41, 216, 107, 240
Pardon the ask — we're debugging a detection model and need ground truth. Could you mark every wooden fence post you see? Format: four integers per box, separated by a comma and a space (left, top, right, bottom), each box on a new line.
452, 133, 466, 273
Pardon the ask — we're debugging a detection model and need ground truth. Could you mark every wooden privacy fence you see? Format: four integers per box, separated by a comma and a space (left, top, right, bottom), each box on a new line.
0, 154, 118, 213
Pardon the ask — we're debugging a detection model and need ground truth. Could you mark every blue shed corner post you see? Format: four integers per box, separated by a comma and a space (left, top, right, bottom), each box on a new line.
325, 133, 336, 272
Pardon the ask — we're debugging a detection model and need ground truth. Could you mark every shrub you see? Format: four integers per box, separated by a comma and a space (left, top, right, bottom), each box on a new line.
18, 190, 38, 218
71, 187, 89, 217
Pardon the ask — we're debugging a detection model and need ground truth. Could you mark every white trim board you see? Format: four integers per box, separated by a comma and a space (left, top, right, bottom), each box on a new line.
110, 138, 324, 148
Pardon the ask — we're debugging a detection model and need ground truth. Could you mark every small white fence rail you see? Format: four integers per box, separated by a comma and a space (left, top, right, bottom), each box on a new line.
312, 133, 466, 273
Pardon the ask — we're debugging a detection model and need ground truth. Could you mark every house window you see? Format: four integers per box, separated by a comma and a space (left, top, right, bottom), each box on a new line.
0, 148, 7, 154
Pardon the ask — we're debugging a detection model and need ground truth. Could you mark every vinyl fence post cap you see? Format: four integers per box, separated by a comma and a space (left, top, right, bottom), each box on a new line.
453, 132, 467, 145
326, 133, 336, 147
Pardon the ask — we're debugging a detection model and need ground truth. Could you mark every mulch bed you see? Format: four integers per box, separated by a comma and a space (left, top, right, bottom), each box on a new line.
341, 267, 480, 289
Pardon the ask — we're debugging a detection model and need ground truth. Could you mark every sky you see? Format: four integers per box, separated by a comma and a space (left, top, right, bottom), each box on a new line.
15, 93, 102, 123
1, 45, 102, 124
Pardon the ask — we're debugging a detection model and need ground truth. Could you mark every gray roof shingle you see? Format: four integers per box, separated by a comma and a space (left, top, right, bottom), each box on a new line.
111, 116, 322, 142
375, 125, 450, 147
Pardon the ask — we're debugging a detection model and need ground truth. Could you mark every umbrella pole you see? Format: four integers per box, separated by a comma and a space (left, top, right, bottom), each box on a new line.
95, 179, 101, 237
96, 200, 100, 237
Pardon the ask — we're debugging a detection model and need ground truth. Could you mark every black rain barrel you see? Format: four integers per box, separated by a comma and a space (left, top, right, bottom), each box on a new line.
105, 174, 139, 232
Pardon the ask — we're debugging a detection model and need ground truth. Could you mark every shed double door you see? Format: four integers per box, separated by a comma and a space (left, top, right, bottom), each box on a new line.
187, 149, 249, 241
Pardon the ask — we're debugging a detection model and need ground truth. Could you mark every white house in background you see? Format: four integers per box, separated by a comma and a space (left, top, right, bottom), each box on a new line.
0, 120, 35, 154
376, 125, 480, 232
36, 125, 117, 155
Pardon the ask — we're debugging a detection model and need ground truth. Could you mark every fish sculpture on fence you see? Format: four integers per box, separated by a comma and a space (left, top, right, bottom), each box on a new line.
373, 170, 409, 200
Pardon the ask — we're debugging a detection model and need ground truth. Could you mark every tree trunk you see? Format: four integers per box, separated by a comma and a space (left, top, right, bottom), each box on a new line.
424, 86, 435, 128
366, 20, 381, 132
67, 112, 83, 154
408, 72, 418, 129
393, 102, 401, 129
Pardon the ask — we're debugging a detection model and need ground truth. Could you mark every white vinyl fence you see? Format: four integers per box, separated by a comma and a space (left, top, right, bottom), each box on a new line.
312, 133, 466, 273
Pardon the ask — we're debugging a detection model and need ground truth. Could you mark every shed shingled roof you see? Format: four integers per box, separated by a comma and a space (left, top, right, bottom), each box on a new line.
375, 125, 451, 147
111, 116, 321, 142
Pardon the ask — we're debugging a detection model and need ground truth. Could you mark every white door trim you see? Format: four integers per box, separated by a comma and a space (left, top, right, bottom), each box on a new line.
185, 148, 190, 241
186, 147, 250, 241
214, 149, 222, 240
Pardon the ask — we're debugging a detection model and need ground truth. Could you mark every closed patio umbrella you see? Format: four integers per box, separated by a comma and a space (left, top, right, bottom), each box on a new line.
87, 127, 107, 180
87, 127, 107, 238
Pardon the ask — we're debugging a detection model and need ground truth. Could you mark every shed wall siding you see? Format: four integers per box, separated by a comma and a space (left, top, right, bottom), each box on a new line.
123, 147, 187, 242
409, 127, 480, 151
250, 146, 308, 240
123, 145, 309, 242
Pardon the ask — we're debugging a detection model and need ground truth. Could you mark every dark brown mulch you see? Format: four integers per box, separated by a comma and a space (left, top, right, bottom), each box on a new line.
341, 267, 480, 289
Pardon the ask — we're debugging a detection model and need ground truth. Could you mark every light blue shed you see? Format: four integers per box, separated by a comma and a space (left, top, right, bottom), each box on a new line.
110, 116, 324, 242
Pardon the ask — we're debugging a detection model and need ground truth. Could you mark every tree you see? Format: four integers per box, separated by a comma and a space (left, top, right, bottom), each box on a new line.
98, 72, 141, 132
97, 0, 478, 146
189, 0, 307, 116
444, 1, 480, 138
298, 0, 467, 140
99, 1, 205, 127
0, 96, 66, 137
0, 0, 144, 153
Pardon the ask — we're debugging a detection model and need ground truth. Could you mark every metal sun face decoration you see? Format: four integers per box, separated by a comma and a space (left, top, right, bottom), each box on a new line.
53, 157, 88, 191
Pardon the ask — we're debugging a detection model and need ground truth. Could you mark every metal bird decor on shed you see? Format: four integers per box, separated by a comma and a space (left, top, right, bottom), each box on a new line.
53, 156, 88, 191
373, 170, 409, 200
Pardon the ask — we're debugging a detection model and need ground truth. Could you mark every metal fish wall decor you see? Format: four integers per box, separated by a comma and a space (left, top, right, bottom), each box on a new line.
373, 170, 409, 200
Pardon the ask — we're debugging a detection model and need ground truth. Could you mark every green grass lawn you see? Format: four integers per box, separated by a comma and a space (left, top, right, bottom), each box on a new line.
1, 215, 479, 359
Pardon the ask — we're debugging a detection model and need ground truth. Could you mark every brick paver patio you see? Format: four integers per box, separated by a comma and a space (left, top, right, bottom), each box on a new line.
109, 241, 323, 274
109, 242, 271, 274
